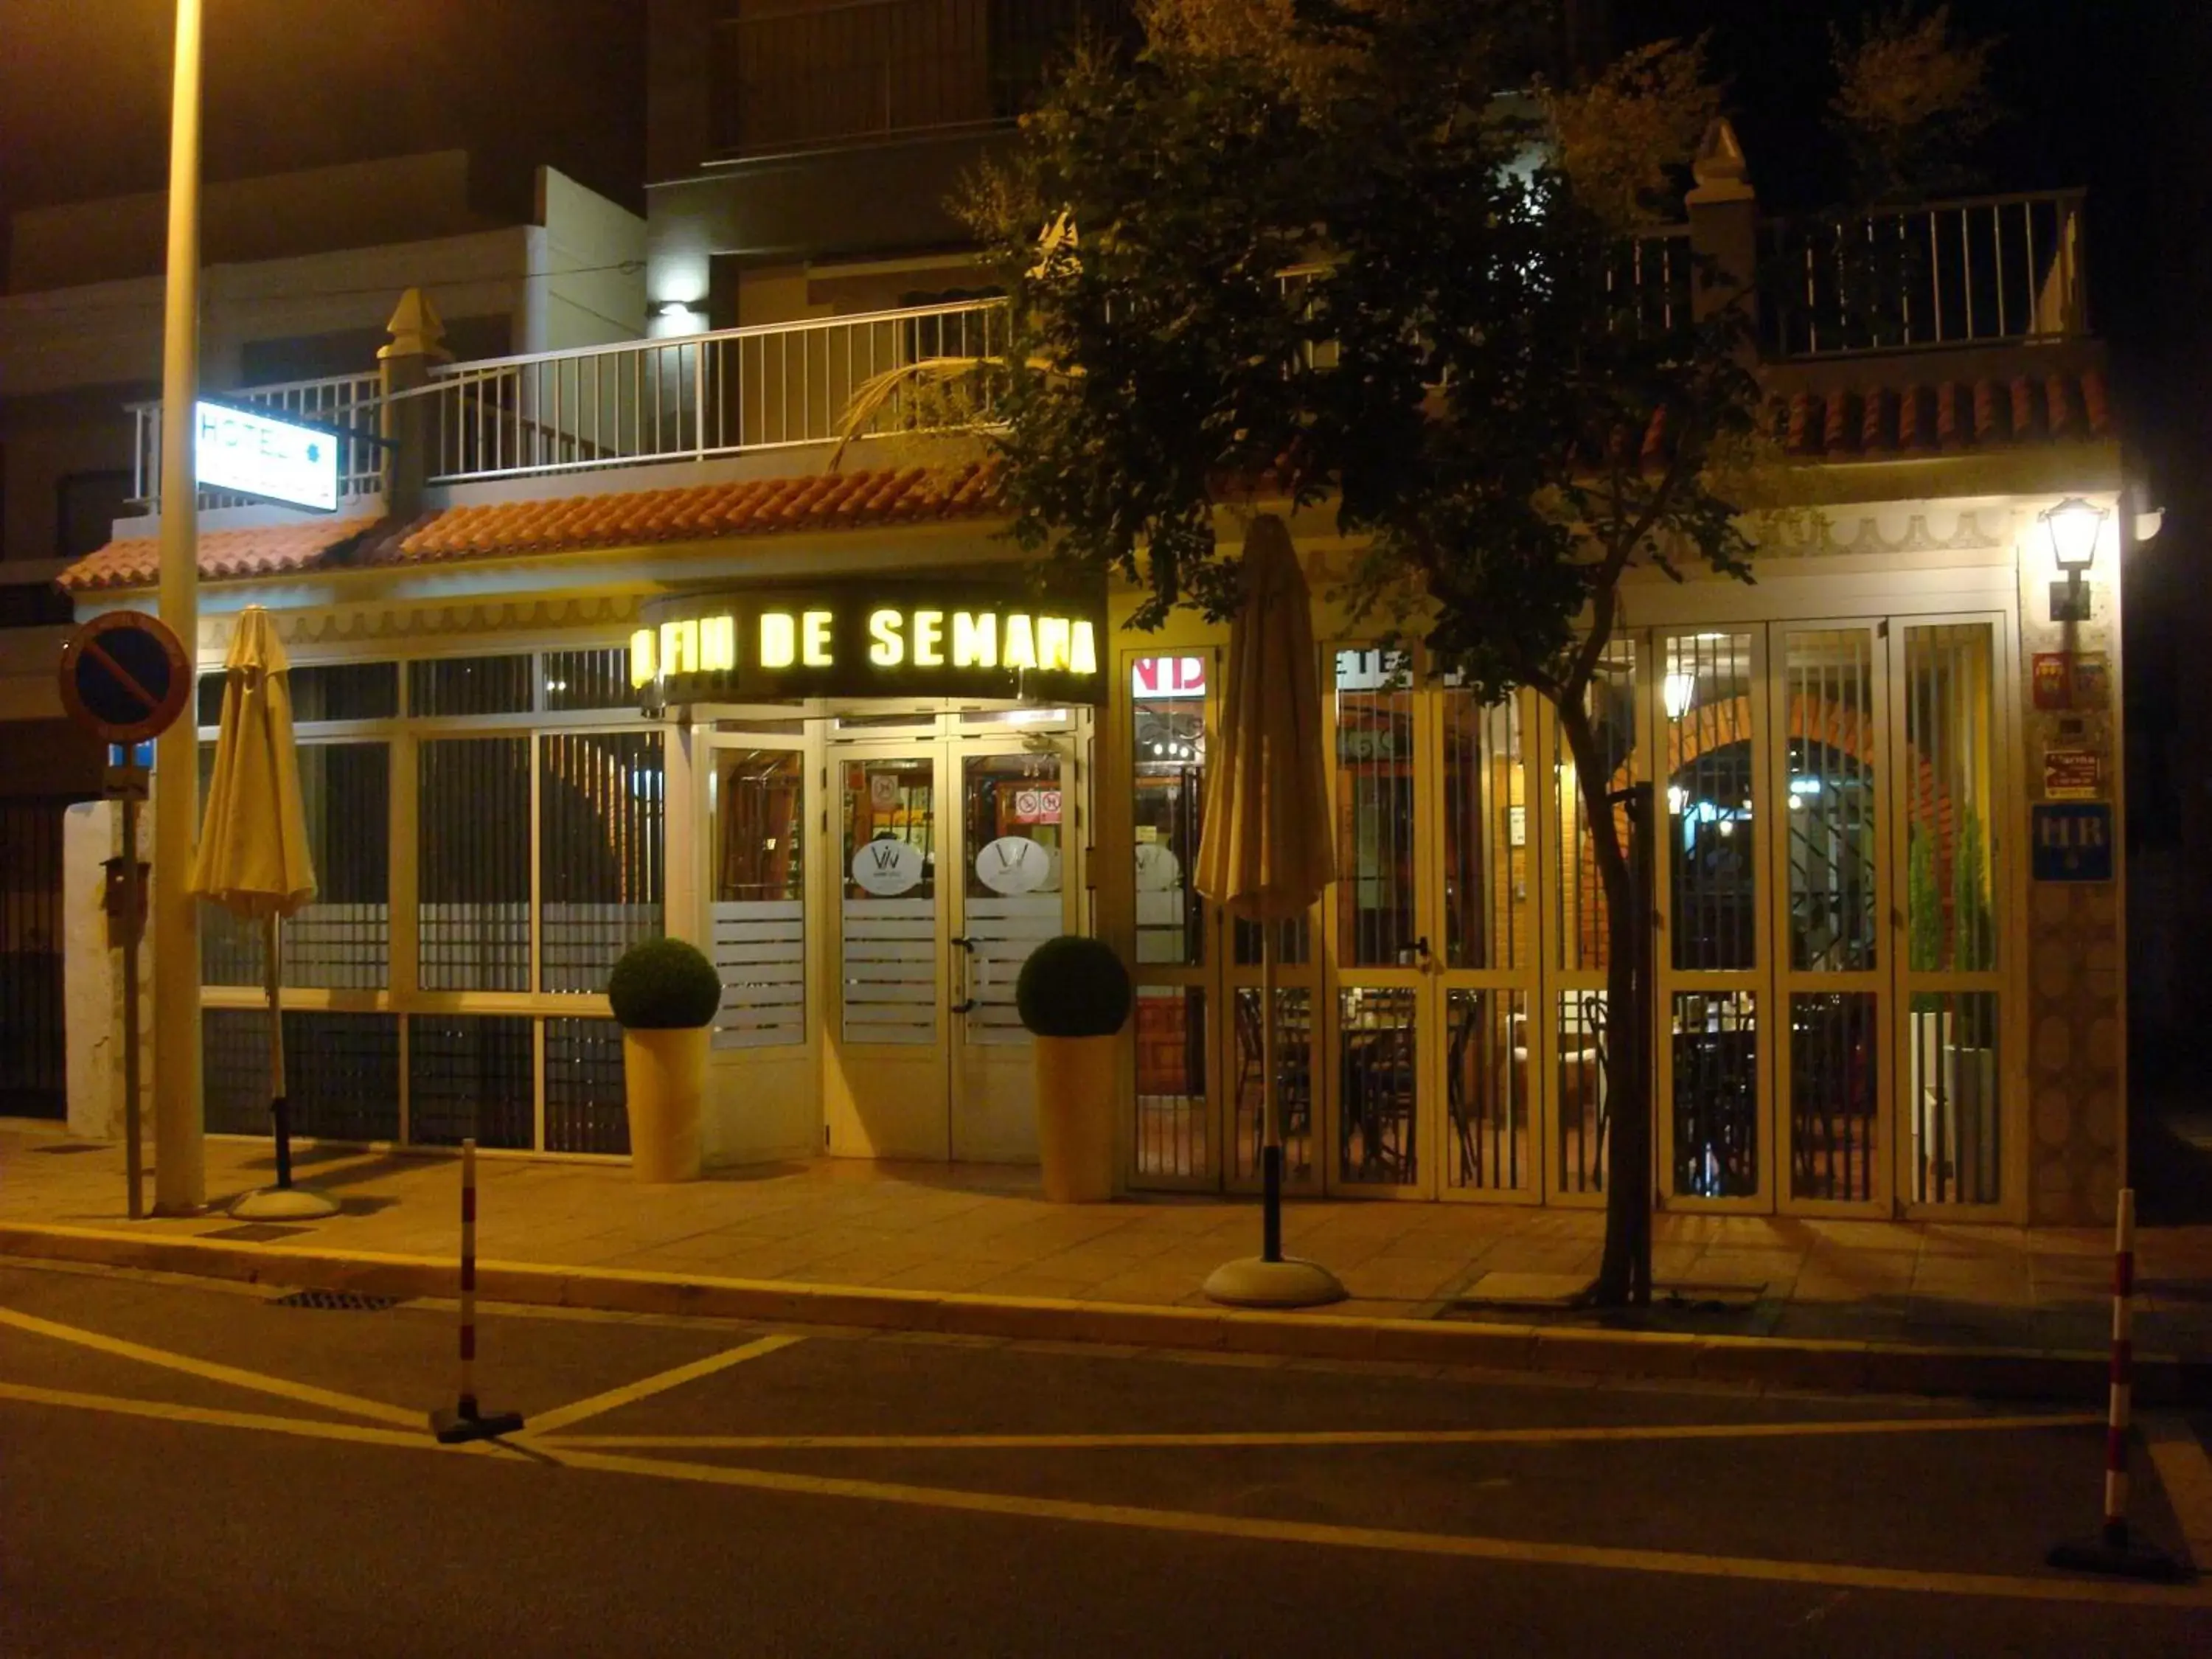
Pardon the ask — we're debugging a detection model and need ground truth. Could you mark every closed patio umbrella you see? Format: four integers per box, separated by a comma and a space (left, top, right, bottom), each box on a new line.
1195, 515, 1344, 1307
192, 606, 335, 1220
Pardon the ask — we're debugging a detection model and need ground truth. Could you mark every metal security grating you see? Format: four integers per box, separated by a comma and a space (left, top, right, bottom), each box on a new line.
418, 737, 530, 992
270, 1288, 403, 1312
541, 648, 637, 713
1133, 987, 1208, 1180
0, 804, 66, 1118
543, 1017, 630, 1155
204, 1010, 400, 1141
408, 1015, 534, 1149
408, 655, 534, 717
540, 731, 664, 994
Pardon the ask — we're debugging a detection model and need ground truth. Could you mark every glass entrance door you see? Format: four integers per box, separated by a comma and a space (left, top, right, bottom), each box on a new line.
827, 719, 1075, 1163
1773, 625, 1891, 1214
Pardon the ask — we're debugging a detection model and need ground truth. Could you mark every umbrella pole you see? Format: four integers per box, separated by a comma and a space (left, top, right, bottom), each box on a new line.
265, 913, 292, 1190
1262, 919, 1282, 1264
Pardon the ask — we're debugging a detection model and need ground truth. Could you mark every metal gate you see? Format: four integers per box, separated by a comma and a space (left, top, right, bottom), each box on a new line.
0, 804, 67, 1117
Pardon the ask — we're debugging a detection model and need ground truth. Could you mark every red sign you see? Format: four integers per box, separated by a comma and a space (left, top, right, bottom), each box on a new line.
2031, 653, 2071, 710
1130, 655, 1206, 700
57, 611, 192, 745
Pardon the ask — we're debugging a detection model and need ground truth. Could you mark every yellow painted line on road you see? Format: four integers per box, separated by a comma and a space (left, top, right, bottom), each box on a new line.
552, 1443, 2212, 1610
0, 1303, 420, 1428
0, 1380, 483, 1454
0, 1371, 2197, 1608
522, 1334, 803, 1438
540, 1411, 2100, 1454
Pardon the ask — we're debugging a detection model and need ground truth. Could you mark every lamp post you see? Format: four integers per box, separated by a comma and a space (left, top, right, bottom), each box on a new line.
152, 0, 205, 1214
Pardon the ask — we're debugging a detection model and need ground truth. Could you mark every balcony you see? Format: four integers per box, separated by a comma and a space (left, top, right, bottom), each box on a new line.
710, 0, 1138, 160
125, 189, 2091, 506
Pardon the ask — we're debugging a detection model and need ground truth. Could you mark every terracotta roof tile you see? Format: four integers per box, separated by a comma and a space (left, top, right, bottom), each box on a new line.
58, 464, 1006, 594
1770, 367, 2109, 461
58, 516, 385, 593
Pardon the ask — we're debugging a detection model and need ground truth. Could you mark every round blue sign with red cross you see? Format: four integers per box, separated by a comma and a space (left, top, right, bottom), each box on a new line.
57, 611, 192, 745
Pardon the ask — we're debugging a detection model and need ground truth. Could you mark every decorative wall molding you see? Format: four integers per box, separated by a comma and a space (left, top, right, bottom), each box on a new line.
199, 593, 641, 655
1748, 505, 2020, 560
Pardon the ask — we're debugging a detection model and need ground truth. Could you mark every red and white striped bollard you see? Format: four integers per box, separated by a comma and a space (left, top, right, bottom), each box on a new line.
429, 1138, 524, 1443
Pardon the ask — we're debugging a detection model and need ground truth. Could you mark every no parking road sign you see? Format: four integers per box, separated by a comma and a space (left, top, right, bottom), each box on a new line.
57, 611, 192, 745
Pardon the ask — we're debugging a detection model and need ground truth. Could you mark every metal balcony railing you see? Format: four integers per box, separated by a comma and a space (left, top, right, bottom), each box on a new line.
122, 191, 2094, 507
422, 298, 1009, 484
1762, 189, 2087, 358
711, 0, 1137, 159
131, 372, 384, 512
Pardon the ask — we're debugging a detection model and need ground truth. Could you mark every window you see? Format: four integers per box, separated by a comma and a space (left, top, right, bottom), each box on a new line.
55, 470, 133, 561
195, 641, 664, 1156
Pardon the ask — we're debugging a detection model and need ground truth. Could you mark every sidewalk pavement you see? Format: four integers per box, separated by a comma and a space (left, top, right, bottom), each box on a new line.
4, 1119, 2208, 1397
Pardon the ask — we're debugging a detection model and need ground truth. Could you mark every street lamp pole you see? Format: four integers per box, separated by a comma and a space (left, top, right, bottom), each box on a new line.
152, 0, 205, 1214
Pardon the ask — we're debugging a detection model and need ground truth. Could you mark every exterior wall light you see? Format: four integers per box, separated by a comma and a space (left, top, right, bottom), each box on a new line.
2042, 496, 2107, 622
1662, 671, 1697, 720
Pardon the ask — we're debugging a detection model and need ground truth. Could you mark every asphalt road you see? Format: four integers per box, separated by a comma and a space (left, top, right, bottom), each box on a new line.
2, 1259, 2207, 1658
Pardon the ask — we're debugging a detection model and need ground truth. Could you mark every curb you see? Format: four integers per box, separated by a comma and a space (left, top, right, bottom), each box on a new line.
3, 1221, 2200, 1405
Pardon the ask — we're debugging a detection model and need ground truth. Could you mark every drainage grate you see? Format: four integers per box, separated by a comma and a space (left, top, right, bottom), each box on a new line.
203, 1223, 314, 1243
269, 1288, 405, 1312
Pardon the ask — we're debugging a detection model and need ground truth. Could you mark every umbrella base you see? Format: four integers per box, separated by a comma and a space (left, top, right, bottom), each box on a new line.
230, 1184, 341, 1222
1203, 1256, 1347, 1309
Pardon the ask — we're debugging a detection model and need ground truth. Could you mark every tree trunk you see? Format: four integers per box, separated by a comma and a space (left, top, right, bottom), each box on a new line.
1555, 694, 1652, 1307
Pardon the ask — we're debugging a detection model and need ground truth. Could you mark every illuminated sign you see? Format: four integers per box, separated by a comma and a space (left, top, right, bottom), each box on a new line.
195, 400, 341, 512
633, 584, 1105, 707
1131, 655, 1206, 699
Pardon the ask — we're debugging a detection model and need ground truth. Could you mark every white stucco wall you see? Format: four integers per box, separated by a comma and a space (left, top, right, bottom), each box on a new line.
61, 799, 140, 1141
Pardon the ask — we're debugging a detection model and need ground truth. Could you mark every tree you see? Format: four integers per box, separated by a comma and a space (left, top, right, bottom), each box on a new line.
1829, 4, 2003, 203
905, 0, 1763, 1304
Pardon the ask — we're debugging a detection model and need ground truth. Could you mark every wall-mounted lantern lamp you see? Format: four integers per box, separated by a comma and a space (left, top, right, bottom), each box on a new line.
2042, 497, 2107, 623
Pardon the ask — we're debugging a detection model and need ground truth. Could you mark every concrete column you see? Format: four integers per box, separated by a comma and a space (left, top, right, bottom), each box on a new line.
1684, 118, 1758, 337
378, 288, 452, 524
664, 717, 700, 946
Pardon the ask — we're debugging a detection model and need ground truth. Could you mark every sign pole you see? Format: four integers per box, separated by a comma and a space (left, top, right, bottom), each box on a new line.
153, 0, 206, 1215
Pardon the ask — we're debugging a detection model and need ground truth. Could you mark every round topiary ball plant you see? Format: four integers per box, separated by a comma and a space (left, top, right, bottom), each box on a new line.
608, 937, 723, 1030
1015, 936, 1133, 1038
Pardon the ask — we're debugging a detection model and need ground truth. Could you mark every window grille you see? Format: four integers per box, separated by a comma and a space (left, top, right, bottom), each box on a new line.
540, 731, 664, 994
418, 737, 531, 992
544, 1017, 629, 1154
409, 1015, 534, 1149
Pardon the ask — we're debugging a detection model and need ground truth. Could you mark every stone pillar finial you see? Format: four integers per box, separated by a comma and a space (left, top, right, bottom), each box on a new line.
378, 289, 451, 523
1689, 118, 1752, 200
380, 288, 452, 364
1685, 119, 1758, 335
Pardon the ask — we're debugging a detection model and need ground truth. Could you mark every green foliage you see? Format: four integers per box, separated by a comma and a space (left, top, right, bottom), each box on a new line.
1952, 804, 1994, 972
1829, 4, 2003, 201
1905, 805, 1993, 1013
1907, 827, 1942, 973
607, 937, 723, 1031
964, 0, 1759, 703
1541, 37, 1725, 232
1016, 936, 1134, 1038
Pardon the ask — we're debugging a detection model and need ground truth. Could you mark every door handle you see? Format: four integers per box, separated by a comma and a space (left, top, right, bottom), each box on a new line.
950, 935, 976, 1014
1398, 935, 1431, 968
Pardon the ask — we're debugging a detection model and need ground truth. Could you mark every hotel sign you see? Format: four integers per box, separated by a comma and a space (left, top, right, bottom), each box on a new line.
633, 585, 1105, 707
195, 400, 341, 512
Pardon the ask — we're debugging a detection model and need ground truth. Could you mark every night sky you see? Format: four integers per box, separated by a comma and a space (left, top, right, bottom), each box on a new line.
0, 0, 646, 220
0, 0, 2202, 519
